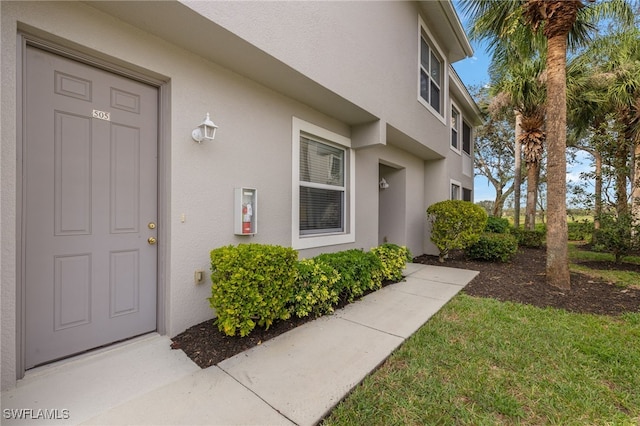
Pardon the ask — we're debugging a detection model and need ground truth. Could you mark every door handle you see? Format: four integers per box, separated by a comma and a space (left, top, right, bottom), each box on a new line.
148, 237, 157, 245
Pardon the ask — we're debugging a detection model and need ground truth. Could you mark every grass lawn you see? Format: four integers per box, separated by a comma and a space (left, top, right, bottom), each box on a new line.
324, 295, 640, 425
569, 242, 640, 288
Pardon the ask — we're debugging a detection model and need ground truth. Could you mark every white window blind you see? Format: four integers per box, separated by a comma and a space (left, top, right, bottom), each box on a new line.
299, 136, 345, 234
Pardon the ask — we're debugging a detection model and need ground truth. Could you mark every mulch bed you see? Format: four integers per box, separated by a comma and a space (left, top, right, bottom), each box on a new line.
171, 246, 640, 369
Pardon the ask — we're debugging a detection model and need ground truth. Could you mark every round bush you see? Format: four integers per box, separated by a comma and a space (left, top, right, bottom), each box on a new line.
427, 200, 488, 262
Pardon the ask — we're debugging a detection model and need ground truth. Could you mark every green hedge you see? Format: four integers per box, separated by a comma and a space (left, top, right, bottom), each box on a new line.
511, 227, 545, 248
290, 259, 341, 318
209, 244, 411, 336
465, 233, 518, 262
568, 220, 594, 241
485, 216, 511, 234
209, 244, 297, 336
314, 249, 383, 303
371, 243, 412, 281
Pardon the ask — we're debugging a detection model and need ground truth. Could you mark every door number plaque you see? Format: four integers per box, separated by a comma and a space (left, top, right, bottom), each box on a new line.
92, 109, 111, 121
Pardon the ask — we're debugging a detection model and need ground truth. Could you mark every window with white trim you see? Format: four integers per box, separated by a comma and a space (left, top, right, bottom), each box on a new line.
292, 117, 355, 249
451, 106, 460, 151
419, 27, 443, 115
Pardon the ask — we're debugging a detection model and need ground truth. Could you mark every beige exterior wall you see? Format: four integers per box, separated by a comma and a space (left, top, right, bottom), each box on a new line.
183, 1, 449, 151
1, 0, 478, 390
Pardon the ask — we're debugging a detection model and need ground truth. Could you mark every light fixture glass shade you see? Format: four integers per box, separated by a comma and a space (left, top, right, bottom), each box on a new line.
192, 113, 218, 142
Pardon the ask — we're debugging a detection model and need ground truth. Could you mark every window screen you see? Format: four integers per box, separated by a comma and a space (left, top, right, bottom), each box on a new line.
299, 136, 345, 234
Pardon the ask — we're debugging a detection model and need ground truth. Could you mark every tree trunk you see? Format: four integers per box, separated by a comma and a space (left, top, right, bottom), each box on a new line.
493, 188, 504, 217
633, 139, 640, 228
593, 151, 602, 239
545, 34, 570, 289
524, 161, 539, 231
514, 112, 523, 228
614, 134, 629, 216
493, 186, 514, 218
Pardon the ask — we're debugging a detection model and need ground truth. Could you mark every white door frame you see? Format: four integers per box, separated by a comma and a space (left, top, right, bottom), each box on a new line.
16, 32, 170, 379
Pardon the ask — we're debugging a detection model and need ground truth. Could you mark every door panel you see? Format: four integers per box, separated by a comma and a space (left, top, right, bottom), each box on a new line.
24, 46, 158, 368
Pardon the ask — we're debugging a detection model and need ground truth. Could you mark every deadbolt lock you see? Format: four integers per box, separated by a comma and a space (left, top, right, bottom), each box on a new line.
148, 222, 156, 229
148, 237, 157, 245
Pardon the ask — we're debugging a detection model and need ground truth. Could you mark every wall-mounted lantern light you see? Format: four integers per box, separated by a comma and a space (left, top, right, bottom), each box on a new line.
192, 113, 218, 143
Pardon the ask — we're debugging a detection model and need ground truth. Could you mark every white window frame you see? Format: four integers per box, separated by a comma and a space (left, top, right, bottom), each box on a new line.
450, 179, 462, 200
292, 117, 355, 250
418, 16, 447, 124
450, 104, 461, 153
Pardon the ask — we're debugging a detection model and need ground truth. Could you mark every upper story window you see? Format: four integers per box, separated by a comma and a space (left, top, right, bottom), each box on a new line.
463, 187, 472, 202
450, 181, 461, 200
462, 121, 472, 155
451, 106, 460, 151
292, 117, 355, 250
419, 29, 443, 115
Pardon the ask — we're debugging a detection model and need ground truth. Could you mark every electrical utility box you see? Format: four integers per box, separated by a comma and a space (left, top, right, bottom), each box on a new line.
234, 187, 257, 235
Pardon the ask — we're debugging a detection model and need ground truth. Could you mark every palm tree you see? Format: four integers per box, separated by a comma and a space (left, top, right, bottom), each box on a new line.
474, 89, 521, 217
490, 54, 547, 231
588, 29, 640, 219
569, 26, 640, 231
461, 0, 635, 290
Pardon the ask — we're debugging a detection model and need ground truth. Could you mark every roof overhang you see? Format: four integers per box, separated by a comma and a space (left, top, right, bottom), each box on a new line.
85, 1, 377, 126
418, 0, 473, 63
449, 66, 483, 126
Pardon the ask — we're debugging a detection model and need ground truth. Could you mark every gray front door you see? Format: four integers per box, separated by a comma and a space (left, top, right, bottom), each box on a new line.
24, 46, 158, 368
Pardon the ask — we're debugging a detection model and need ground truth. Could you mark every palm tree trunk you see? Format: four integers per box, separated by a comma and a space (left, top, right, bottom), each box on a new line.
524, 161, 539, 231
545, 33, 570, 289
633, 140, 640, 228
514, 112, 523, 228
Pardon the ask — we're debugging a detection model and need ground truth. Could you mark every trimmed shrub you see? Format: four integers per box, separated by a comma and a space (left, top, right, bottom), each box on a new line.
290, 259, 341, 318
371, 243, 413, 282
465, 232, 518, 262
592, 213, 640, 263
209, 244, 297, 336
315, 249, 383, 302
427, 200, 487, 262
511, 227, 545, 248
485, 216, 511, 234
567, 219, 594, 241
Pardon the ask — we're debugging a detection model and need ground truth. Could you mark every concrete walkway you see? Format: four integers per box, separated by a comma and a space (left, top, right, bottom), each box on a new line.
1, 264, 477, 426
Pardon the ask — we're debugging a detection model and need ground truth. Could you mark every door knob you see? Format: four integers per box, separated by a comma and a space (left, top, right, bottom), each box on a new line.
148, 237, 157, 245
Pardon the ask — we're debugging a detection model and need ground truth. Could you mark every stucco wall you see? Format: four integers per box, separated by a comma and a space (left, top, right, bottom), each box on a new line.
182, 0, 451, 157
0, 1, 354, 389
